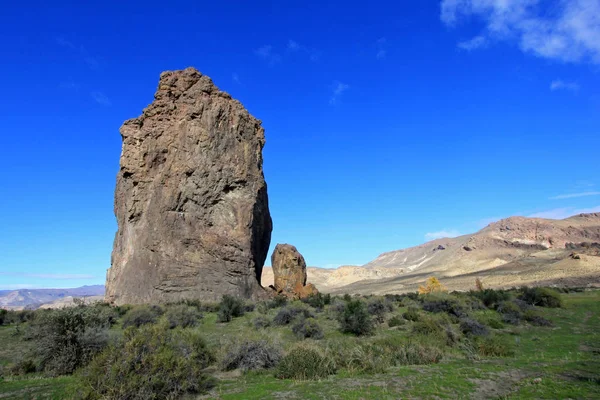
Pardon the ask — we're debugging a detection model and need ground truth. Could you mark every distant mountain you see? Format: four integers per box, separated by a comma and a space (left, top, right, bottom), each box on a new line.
262, 213, 600, 294
0, 285, 105, 310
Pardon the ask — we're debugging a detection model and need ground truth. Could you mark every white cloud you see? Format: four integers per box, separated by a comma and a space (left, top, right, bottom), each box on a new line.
91, 91, 111, 106
329, 81, 350, 105
425, 230, 462, 240
528, 205, 600, 219
255, 45, 281, 65
550, 79, 580, 91
457, 35, 488, 51
550, 191, 600, 199
440, 0, 600, 64
287, 39, 320, 61
232, 73, 241, 84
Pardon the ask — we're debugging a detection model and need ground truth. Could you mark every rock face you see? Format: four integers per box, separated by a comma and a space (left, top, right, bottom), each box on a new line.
271, 244, 318, 298
106, 67, 272, 305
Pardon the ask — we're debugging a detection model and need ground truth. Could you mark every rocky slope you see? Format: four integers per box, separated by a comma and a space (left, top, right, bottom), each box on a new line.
262, 213, 600, 294
0, 286, 105, 310
106, 68, 272, 305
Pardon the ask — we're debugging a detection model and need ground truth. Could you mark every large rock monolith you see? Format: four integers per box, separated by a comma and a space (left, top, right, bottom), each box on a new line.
271, 244, 318, 298
106, 67, 272, 305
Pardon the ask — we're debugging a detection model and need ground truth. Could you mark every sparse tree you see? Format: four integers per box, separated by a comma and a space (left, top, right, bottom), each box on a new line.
418, 277, 447, 295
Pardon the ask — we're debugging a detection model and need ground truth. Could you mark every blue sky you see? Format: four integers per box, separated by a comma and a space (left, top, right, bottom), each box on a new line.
0, 0, 599, 289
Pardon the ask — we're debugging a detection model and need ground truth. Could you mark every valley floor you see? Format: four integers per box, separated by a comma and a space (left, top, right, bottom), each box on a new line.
1, 291, 599, 399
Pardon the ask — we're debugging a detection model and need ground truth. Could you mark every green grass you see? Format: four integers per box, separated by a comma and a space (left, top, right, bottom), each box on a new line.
1, 291, 599, 399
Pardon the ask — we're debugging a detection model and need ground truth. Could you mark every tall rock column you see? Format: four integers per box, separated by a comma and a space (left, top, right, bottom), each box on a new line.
106, 67, 272, 305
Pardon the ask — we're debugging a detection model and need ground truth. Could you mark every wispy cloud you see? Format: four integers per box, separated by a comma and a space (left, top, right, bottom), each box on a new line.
528, 205, 600, 219
550, 191, 600, 199
376, 37, 387, 59
440, 0, 600, 64
232, 73, 241, 84
329, 81, 350, 105
550, 80, 580, 92
425, 229, 462, 240
287, 39, 320, 61
59, 80, 80, 91
457, 35, 487, 51
55, 36, 101, 70
91, 91, 111, 106
255, 45, 282, 65
0, 272, 96, 279
0, 284, 43, 290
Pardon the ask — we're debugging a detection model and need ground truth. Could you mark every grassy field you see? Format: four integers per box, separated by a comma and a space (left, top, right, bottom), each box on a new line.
1, 290, 599, 399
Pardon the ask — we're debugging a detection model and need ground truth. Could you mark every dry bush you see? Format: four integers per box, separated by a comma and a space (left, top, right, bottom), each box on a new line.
418, 277, 447, 295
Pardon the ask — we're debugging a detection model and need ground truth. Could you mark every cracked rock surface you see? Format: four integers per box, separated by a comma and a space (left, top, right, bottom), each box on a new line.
106, 67, 272, 304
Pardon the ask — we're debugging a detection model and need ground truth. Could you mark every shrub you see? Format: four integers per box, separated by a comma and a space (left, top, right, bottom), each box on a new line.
422, 296, 467, 318
7, 358, 37, 376
0, 309, 6, 325
27, 307, 110, 376
122, 305, 162, 328
418, 277, 447, 295
338, 299, 374, 336
497, 301, 523, 325
475, 278, 485, 291
273, 305, 314, 326
79, 324, 215, 399
523, 310, 553, 327
470, 289, 511, 309
403, 307, 421, 322
460, 318, 489, 336
303, 292, 331, 310
412, 316, 445, 337
292, 318, 324, 340
217, 295, 245, 323
367, 298, 392, 323
519, 287, 563, 308
474, 312, 504, 329
276, 345, 336, 380
253, 315, 271, 329
221, 340, 282, 372
388, 315, 405, 327
165, 304, 203, 329
372, 336, 444, 366
477, 335, 514, 357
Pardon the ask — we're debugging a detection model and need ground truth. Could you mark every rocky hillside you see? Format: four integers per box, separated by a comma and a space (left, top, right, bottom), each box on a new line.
262, 213, 600, 294
0, 285, 105, 310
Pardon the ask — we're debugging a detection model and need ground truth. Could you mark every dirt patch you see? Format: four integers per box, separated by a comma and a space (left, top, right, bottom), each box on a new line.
468, 369, 531, 399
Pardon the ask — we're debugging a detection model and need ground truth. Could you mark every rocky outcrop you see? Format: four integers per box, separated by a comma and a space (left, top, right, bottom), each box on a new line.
106, 67, 272, 305
271, 244, 318, 298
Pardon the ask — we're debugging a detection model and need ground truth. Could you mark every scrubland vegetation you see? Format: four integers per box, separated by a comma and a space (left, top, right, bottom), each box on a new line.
1, 285, 599, 399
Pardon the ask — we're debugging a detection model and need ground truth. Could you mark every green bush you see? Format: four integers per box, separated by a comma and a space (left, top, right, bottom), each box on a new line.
0, 309, 6, 325
474, 312, 504, 329
338, 299, 374, 336
412, 316, 445, 337
370, 336, 444, 366
27, 307, 110, 376
497, 301, 523, 325
422, 295, 467, 318
292, 318, 324, 340
403, 307, 421, 322
388, 315, 405, 327
79, 324, 215, 399
164, 304, 203, 329
221, 340, 282, 372
460, 318, 489, 336
523, 310, 553, 326
273, 305, 314, 326
7, 358, 37, 376
217, 295, 245, 323
476, 335, 514, 357
121, 305, 163, 328
469, 289, 511, 309
276, 345, 336, 380
367, 298, 393, 323
253, 315, 271, 329
519, 287, 563, 308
